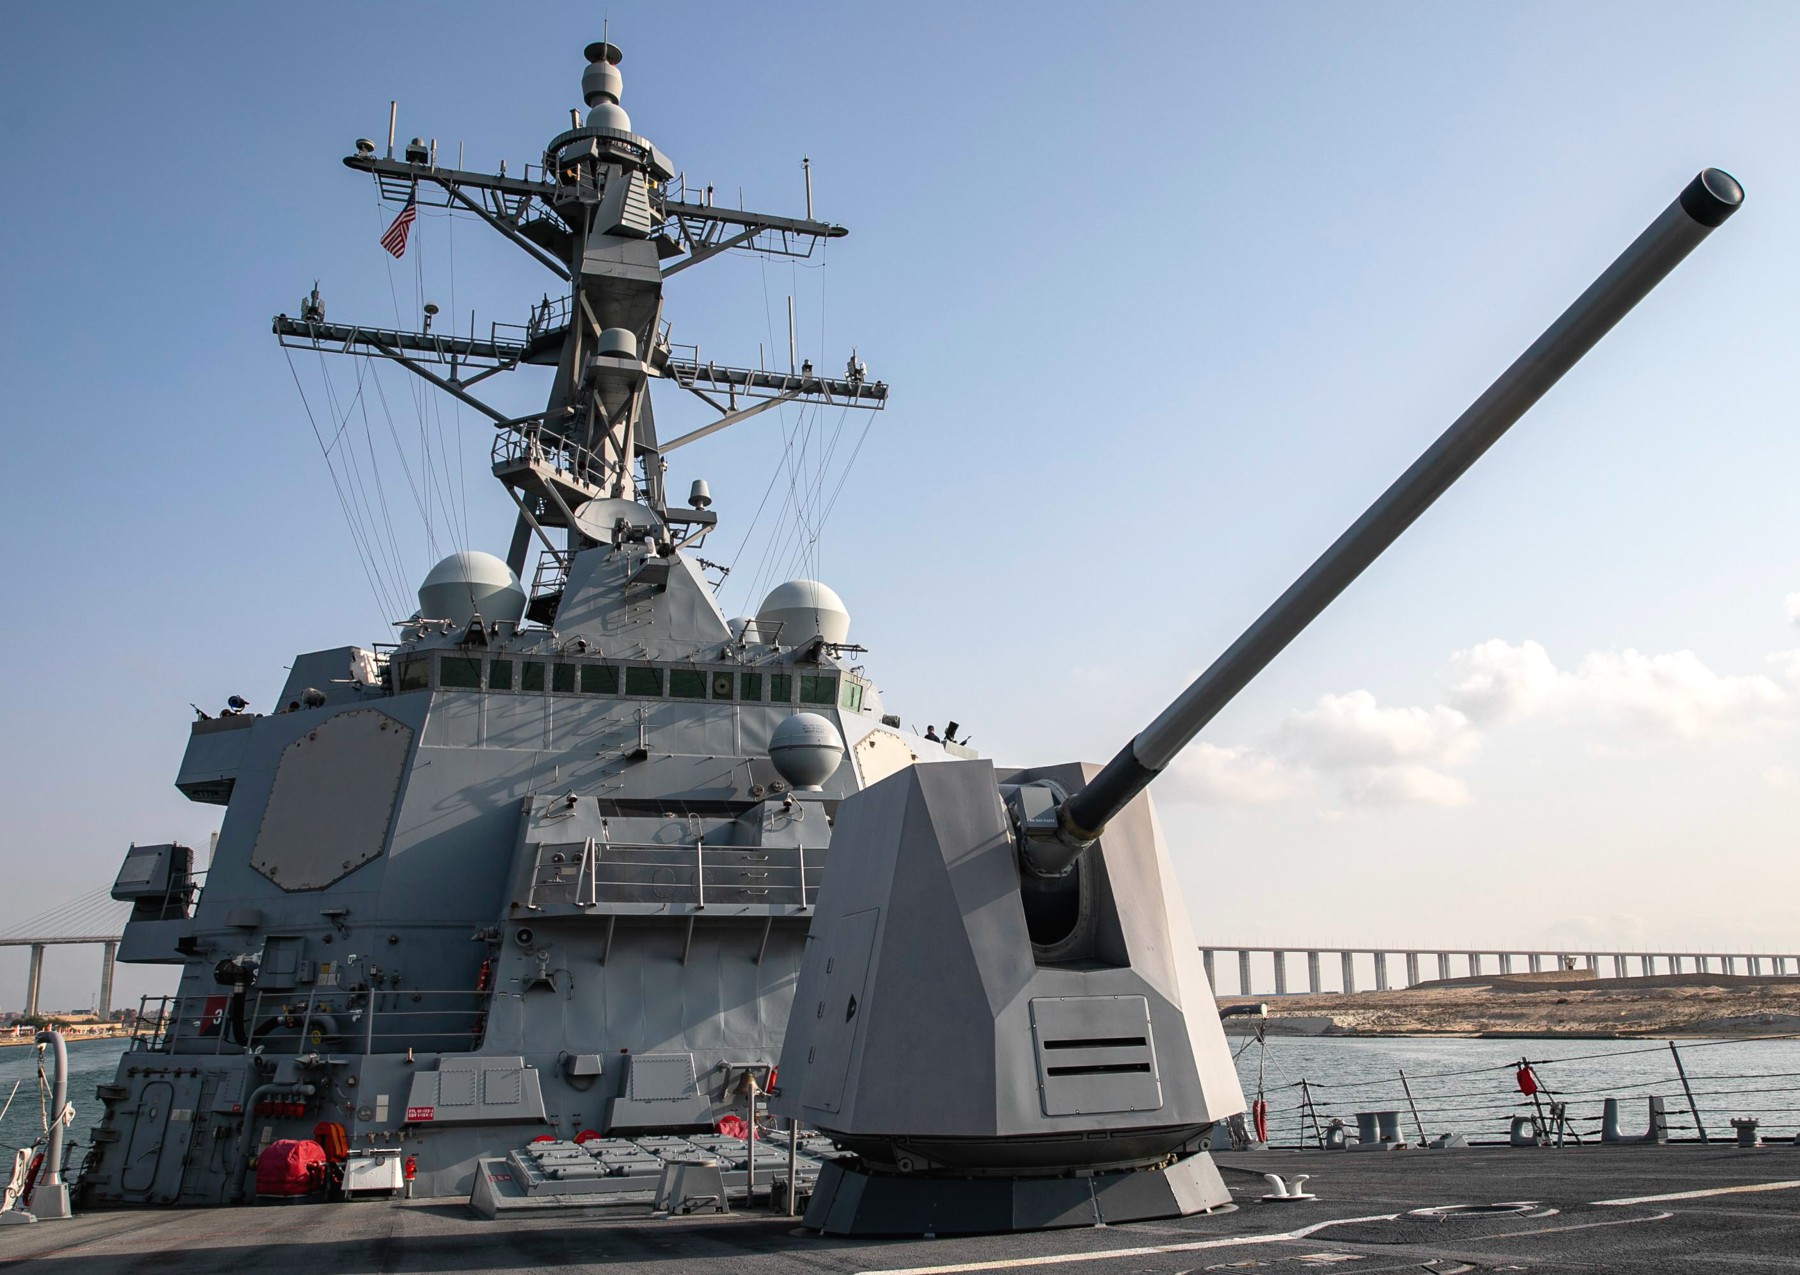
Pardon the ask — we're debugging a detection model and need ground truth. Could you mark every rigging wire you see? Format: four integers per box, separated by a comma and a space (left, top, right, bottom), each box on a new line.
284, 347, 397, 627
352, 357, 412, 600
316, 349, 407, 619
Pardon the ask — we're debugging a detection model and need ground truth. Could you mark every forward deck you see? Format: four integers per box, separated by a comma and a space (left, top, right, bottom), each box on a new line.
7, 1145, 1797, 1273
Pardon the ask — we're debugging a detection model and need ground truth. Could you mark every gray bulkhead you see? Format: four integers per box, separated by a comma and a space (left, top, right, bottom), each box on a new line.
87, 532, 936, 1203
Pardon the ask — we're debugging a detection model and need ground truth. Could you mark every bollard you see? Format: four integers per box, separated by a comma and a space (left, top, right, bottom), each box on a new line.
1731, 1118, 1760, 1149
1602, 1095, 1668, 1145
1350, 1112, 1402, 1151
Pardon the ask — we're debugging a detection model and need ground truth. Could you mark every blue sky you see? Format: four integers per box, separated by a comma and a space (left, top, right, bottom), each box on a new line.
3, 3, 1798, 1009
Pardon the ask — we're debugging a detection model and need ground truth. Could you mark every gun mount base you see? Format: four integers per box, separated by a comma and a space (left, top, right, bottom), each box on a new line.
802, 1150, 1231, 1236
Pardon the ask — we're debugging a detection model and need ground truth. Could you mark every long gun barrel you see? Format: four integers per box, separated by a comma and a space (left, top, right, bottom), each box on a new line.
1039, 168, 1743, 866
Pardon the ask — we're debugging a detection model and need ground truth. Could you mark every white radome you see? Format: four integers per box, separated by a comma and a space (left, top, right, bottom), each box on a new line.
756, 579, 850, 647
769, 713, 846, 790
417, 551, 527, 628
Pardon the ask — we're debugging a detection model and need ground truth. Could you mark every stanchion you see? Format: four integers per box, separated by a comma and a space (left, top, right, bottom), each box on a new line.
786, 1122, 800, 1218
1669, 1042, 1708, 1143
1398, 1069, 1426, 1146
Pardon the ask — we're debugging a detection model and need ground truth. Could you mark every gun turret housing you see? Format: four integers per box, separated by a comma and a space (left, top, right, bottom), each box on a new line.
775, 168, 1744, 1236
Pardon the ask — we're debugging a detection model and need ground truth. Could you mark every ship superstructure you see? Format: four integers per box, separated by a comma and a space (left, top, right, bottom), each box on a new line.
83, 40, 932, 1206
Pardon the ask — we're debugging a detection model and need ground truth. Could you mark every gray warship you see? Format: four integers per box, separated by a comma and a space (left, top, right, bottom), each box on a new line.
83, 38, 909, 1207
73, 33, 1748, 1241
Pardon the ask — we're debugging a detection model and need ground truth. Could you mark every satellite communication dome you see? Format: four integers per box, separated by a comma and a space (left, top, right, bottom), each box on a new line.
769, 713, 845, 790
756, 579, 850, 648
417, 552, 527, 628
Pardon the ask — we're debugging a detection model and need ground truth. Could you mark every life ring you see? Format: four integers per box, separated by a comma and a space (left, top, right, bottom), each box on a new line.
19, 1152, 43, 1206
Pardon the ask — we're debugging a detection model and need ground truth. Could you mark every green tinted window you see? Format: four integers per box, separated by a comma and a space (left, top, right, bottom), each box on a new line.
440, 655, 482, 689
581, 664, 617, 694
521, 661, 546, 692
669, 669, 706, 699
625, 666, 662, 697
710, 671, 735, 700
488, 658, 513, 690
800, 674, 838, 706
840, 680, 863, 711
739, 672, 762, 701
552, 663, 577, 694
770, 673, 792, 704
397, 658, 429, 693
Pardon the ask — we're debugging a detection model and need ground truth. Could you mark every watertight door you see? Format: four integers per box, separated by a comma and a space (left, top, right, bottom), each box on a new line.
119, 1080, 174, 1197
801, 907, 881, 1115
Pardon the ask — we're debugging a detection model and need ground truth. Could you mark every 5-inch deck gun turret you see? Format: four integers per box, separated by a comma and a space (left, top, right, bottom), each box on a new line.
773, 170, 1743, 1236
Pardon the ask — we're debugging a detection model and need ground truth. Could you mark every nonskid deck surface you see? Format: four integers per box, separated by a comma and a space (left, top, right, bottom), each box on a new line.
8, 1146, 1800, 1274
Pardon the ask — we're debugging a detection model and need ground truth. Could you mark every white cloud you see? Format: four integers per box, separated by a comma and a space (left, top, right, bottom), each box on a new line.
1447, 639, 1561, 726
1275, 691, 1477, 769
1763, 766, 1791, 790
1786, 593, 1800, 626
1566, 648, 1787, 739
1163, 614, 1800, 812
1166, 692, 1478, 809
1164, 742, 1306, 806
1447, 639, 1789, 741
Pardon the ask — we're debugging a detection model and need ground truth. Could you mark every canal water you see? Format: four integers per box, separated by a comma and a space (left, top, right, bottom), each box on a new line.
1231, 1033, 1800, 1145
0, 1036, 130, 1178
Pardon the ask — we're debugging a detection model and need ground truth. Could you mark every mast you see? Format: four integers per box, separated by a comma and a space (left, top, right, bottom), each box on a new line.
274, 41, 886, 582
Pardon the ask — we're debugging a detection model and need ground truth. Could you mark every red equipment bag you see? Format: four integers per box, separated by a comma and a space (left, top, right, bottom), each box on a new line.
1515, 1066, 1539, 1096
256, 1138, 327, 1197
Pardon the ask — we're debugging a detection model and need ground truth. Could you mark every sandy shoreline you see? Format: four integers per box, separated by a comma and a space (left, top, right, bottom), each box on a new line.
1219, 970, 1800, 1039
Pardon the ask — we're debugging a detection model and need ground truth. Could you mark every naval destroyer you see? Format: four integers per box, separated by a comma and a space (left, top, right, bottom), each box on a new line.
82, 37, 911, 1207
71, 33, 1749, 1242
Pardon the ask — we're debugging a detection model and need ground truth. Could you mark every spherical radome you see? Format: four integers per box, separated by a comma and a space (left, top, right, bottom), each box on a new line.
769, 712, 845, 790
756, 579, 850, 647
418, 551, 527, 628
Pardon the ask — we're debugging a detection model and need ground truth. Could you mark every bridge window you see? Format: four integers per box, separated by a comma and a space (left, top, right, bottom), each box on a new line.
522, 661, 546, 692
710, 672, 735, 700
552, 663, 577, 694
770, 673, 792, 704
440, 655, 482, 689
625, 666, 663, 697
581, 664, 617, 694
740, 672, 763, 701
488, 658, 514, 691
396, 657, 429, 693
669, 669, 706, 699
840, 679, 863, 712
800, 674, 838, 706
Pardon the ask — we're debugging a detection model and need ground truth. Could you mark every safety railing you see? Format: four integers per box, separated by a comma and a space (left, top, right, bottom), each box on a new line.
527, 837, 820, 911
491, 422, 609, 491
133, 985, 496, 1058
1232, 1033, 1800, 1150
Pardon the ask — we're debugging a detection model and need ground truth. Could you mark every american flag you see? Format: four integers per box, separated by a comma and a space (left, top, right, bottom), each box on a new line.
380, 189, 418, 258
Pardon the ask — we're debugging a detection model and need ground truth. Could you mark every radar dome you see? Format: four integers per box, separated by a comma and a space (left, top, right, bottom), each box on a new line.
417, 552, 527, 628
769, 713, 845, 790
756, 579, 850, 648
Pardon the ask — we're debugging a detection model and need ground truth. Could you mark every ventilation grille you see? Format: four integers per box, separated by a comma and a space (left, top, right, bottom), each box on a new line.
1029, 995, 1163, 1116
